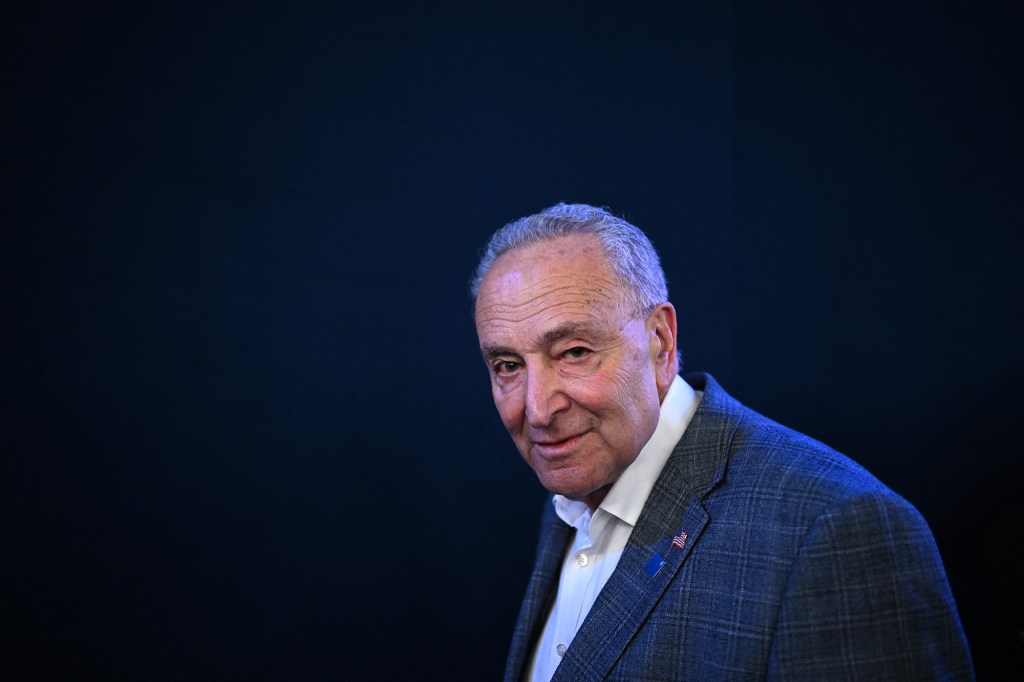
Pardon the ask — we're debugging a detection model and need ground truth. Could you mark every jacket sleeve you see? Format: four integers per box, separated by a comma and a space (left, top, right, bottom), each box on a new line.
767, 489, 974, 681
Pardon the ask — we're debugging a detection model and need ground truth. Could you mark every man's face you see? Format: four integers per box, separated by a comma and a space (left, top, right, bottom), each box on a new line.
474, 234, 676, 510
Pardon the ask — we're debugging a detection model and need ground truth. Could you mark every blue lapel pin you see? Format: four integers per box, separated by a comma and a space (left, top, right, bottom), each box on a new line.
644, 552, 666, 577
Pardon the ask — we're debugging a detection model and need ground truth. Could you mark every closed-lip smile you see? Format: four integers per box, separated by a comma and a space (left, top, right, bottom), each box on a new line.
532, 433, 586, 457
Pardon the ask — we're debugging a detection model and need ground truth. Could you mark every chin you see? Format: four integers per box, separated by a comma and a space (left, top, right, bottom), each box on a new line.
537, 469, 596, 501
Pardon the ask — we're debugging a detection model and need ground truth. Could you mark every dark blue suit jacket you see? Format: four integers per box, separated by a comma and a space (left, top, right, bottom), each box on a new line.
504, 373, 973, 681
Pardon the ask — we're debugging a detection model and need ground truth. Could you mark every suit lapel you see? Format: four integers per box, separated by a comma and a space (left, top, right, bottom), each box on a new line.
552, 373, 743, 681
504, 506, 573, 682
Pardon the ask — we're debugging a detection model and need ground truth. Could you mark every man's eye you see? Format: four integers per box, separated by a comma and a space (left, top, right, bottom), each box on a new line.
565, 347, 589, 359
494, 361, 520, 374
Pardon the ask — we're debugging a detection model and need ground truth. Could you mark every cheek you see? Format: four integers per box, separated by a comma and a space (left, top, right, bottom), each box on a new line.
492, 388, 525, 431
601, 360, 660, 424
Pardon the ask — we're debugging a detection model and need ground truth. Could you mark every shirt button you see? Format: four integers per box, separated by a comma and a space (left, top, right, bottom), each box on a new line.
576, 553, 589, 567
556, 643, 567, 657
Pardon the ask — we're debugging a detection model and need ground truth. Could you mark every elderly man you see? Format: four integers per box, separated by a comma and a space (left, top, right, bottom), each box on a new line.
471, 204, 973, 681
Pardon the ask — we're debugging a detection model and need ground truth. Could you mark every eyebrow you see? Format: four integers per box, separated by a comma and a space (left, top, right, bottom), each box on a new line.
481, 344, 516, 360
542, 321, 596, 344
481, 320, 602, 360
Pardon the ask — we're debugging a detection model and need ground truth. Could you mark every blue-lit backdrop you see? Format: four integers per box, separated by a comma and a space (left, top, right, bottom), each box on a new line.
5, 2, 1021, 679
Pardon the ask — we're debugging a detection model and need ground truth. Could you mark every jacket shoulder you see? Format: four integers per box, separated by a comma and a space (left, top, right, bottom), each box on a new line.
688, 373, 901, 508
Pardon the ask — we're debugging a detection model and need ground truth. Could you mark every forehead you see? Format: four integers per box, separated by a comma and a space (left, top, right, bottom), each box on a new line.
475, 234, 628, 338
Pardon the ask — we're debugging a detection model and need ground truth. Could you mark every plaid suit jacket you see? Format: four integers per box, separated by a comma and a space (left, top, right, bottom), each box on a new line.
504, 373, 973, 681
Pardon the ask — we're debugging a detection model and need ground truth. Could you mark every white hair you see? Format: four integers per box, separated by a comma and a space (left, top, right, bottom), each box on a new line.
470, 203, 669, 316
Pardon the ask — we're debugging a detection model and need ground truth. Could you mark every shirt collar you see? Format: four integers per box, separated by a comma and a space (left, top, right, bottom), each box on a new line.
553, 375, 701, 530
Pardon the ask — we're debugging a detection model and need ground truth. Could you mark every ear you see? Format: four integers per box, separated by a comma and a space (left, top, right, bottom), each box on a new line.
647, 303, 678, 401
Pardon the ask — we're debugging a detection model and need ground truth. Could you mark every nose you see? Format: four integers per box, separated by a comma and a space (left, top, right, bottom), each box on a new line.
524, 363, 570, 428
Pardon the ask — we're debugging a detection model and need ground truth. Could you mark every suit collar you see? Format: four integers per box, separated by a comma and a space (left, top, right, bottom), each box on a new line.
551, 373, 744, 681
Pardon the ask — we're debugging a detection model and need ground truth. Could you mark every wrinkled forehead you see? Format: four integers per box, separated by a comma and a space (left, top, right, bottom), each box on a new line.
474, 236, 631, 327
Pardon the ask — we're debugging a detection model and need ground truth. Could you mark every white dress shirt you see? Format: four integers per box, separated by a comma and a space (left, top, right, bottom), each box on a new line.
527, 375, 702, 682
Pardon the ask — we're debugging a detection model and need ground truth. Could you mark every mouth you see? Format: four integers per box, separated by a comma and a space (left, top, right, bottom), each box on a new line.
532, 433, 586, 458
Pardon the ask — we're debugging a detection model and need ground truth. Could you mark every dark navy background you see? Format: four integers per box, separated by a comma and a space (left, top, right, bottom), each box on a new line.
4, 2, 1021, 679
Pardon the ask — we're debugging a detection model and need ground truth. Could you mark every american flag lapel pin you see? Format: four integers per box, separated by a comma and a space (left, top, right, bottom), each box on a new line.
671, 530, 688, 550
